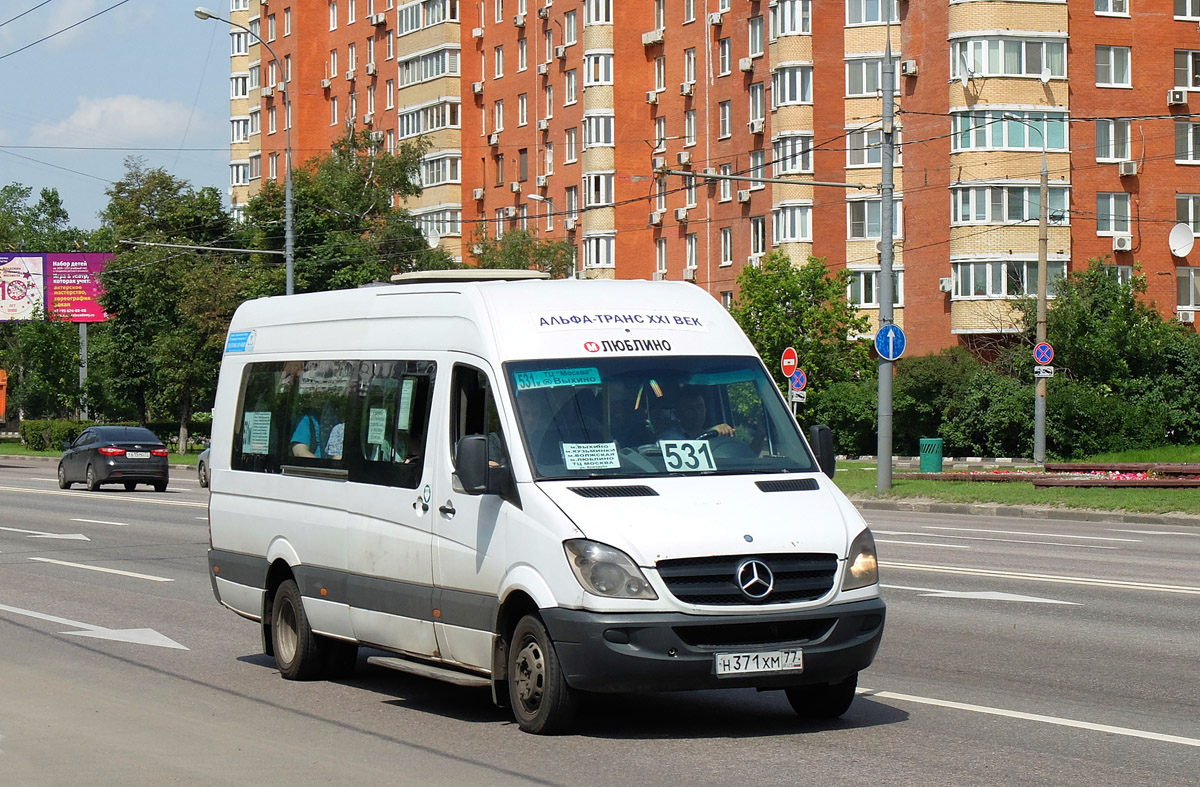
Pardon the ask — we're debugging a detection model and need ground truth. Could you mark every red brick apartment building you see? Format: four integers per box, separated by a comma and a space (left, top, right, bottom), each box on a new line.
228, 0, 1199, 355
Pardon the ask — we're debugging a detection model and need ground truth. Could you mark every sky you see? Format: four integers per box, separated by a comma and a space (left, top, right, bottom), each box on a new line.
0, 0, 232, 230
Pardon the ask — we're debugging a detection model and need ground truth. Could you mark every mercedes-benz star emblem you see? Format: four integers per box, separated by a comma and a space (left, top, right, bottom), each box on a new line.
736, 559, 774, 600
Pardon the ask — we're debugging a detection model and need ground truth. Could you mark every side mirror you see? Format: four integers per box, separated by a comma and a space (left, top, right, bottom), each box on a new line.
454, 434, 509, 496
62, 440, 72, 450
809, 424, 836, 479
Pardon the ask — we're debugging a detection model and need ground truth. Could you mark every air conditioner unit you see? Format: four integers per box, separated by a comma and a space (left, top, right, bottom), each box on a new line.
642, 29, 664, 46
900, 60, 918, 76
677, 151, 692, 166
369, 130, 385, 142
472, 81, 484, 95
652, 156, 666, 170
1112, 234, 1133, 252
366, 63, 377, 76
1169, 89, 1189, 106
514, 13, 526, 27
1178, 310, 1196, 324
472, 187, 485, 200
1118, 160, 1138, 177
472, 27, 485, 39
709, 12, 724, 25
680, 81, 694, 96
505, 206, 519, 218
675, 207, 689, 222
739, 57, 754, 73
536, 63, 548, 75
747, 254, 761, 266
683, 267, 696, 281
555, 45, 567, 59
345, 70, 356, 81
537, 118, 550, 131
939, 277, 953, 293
537, 7, 550, 19
370, 13, 387, 25
701, 167, 717, 178
321, 77, 332, 88
261, 86, 274, 97
510, 181, 522, 193
536, 174, 548, 187
653, 271, 665, 281
646, 90, 658, 105
362, 113, 374, 125
489, 132, 500, 145
564, 217, 576, 230
748, 118, 765, 134
736, 189, 751, 203
648, 211, 663, 226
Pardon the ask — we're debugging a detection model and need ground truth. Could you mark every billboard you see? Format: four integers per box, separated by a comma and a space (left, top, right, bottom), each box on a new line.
0, 253, 111, 323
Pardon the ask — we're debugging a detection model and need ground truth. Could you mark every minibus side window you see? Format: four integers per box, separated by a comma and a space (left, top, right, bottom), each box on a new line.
287, 361, 356, 469
450, 365, 509, 468
232, 361, 290, 474
348, 360, 435, 488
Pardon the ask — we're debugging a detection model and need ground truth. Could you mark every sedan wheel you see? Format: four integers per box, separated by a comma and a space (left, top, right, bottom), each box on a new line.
85, 464, 100, 492
198, 461, 208, 488
57, 464, 71, 489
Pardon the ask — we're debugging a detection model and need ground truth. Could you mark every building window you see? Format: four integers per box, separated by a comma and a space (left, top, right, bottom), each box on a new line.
230, 162, 249, 185
583, 172, 615, 206
684, 48, 696, 84
565, 69, 578, 104
1177, 195, 1200, 233
495, 46, 504, 78
230, 31, 248, 56
564, 10, 577, 43
750, 216, 766, 258
1096, 119, 1131, 161
772, 65, 812, 106
718, 39, 731, 76
329, 1, 338, 30
655, 56, 665, 91
231, 118, 249, 143
583, 234, 616, 268
518, 39, 527, 72
721, 228, 733, 266
951, 184, 1070, 226
584, 0, 613, 25
749, 83, 765, 122
1096, 0, 1128, 14
330, 96, 339, 125
230, 74, 249, 98
1175, 50, 1200, 89
494, 99, 504, 131
749, 151, 766, 190
565, 128, 578, 161
719, 164, 733, 201
518, 93, 528, 126
848, 199, 903, 240
656, 239, 668, 278
584, 52, 613, 85
953, 260, 1067, 299
284, 8, 291, 35
952, 38, 1067, 81
847, 0, 898, 25
1096, 45, 1131, 87
545, 84, 554, 117
686, 233, 698, 272
654, 117, 666, 152
772, 0, 811, 36
1177, 120, 1200, 162
1179, 267, 1200, 309
1177, 0, 1200, 20
773, 203, 812, 243
846, 57, 899, 97
1096, 193, 1131, 234
685, 175, 697, 208
583, 113, 614, 147
848, 269, 902, 308
721, 291, 733, 309
421, 155, 462, 187
684, 0, 695, 24
719, 101, 731, 138
748, 16, 764, 56
952, 111, 1068, 151
685, 111, 696, 146
774, 134, 813, 175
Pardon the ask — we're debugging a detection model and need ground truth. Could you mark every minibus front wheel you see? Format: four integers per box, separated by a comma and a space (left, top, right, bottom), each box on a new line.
508, 614, 576, 734
784, 672, 858, 719
271, 579, 326, 680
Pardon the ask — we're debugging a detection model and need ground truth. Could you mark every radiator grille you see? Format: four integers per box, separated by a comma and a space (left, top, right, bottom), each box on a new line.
656, 553, 837, 605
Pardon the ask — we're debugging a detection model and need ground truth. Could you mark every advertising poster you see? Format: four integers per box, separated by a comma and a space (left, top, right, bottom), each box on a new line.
45, 253, 111, 323
0, 255, 46, 321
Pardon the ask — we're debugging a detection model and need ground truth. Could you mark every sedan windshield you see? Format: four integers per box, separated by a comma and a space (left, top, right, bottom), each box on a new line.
504, 355, 817, 480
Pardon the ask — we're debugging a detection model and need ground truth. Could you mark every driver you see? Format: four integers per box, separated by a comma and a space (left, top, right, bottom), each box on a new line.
656, 386, 735, 440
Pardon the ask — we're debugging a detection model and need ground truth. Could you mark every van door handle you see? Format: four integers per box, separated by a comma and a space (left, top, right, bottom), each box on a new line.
438, 501, 456, 518
413, 498, 429, 514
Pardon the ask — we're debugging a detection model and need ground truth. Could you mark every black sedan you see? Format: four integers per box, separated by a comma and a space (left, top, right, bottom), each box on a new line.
58, 426, 170, 492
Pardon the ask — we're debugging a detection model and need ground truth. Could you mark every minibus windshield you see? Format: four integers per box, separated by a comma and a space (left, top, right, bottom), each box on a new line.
504, 355, 817, 480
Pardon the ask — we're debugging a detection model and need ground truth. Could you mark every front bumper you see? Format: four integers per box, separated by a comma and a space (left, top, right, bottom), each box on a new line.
540, 596, 885, 693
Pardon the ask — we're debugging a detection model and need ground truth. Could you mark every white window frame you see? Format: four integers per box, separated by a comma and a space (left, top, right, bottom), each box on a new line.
1096, 45, 1132, 88
1096, 192, 1131, 235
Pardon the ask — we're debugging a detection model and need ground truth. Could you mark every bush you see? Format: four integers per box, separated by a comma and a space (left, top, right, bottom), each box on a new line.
893, 348, 983, 455
807, 379, 877, 457
19, 420, 85, 451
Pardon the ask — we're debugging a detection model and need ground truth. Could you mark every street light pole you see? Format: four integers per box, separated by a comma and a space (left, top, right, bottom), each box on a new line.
1003, 113, 1049, 464
195, 6, 295, 295
877, 11, 897, 491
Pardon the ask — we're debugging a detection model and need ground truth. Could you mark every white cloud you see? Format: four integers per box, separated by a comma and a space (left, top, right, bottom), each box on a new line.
28, 95, 203, 148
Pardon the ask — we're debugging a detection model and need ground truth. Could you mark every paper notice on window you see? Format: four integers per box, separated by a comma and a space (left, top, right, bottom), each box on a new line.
397, 377, 415, 430
367, 407, 388, 445
243, 411, 271, 455
514, 367, 602, 390
562, 442, 620, 470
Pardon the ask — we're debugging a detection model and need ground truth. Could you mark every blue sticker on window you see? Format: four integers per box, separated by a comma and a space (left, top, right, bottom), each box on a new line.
225, 330, 256, 353
514, 367, 602, 390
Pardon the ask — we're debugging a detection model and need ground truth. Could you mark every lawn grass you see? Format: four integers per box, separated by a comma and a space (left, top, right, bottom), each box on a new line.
1080, 445, 1200, 464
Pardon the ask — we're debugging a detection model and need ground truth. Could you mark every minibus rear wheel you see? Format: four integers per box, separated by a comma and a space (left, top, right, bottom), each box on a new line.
508, 614, 576, 734
784, 673, 858, 719
271, 579, 327, 680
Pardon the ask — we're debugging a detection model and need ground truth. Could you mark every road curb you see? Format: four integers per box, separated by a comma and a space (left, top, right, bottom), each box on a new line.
852, 497, 1200, 527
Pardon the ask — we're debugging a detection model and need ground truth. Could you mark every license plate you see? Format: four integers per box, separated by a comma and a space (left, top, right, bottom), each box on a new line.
715, 649, 803, 676
126, 451, 150, 459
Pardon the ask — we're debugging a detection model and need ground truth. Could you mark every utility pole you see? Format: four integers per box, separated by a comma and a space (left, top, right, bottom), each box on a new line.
877, 15, 897, 491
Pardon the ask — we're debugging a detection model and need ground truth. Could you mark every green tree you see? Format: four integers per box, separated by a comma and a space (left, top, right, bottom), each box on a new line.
0, 183, 92, 252
0, 313, 81, 419
468, 226, 576, 278
730, 251, 873, 401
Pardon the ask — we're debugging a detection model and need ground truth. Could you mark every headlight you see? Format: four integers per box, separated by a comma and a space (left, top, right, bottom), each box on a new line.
564, 540, 658, 600
841, 528, 879, 591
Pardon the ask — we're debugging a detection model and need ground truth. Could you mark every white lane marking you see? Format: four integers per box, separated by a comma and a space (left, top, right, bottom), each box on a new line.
0, 602, 187, 650
0, 525, 89, 541
28, 557, 173, 582
29, 477, 55, 481
70, 518, 129, 527
1110, 529, 1200, 537
876, 539, 970, 549
924, 526, 1139, 543
881, 561, 1200, 595
858, 687, 1200, 748
0, 485, 205, 509
882, 584, 1079, 605
874, 530, 1119, 550
195, 516, 207, 521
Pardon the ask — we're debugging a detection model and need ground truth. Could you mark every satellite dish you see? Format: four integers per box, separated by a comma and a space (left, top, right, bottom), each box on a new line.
424, 230, 441, 249
957, 53, 970, 89
1040, 66, 1052, 85
1169, 222, 1195, 257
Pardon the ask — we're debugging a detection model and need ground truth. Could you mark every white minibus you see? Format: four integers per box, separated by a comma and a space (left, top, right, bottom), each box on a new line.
207, 271, 884, 734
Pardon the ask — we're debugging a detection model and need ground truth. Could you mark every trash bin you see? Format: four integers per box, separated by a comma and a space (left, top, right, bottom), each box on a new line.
919, 438, 944, 473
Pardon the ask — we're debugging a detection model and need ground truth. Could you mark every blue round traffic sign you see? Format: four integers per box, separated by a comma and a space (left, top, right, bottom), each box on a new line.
791, 370, 807, 391
875, 324, 907, 361
1034, 342, 1054, 365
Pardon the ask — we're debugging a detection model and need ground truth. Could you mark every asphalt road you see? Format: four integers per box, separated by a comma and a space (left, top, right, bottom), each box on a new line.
0, 457, 1197, 786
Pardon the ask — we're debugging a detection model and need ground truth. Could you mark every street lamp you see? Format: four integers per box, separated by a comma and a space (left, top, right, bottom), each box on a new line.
195, 6, 295, 295
1002, 112, 1049, 464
